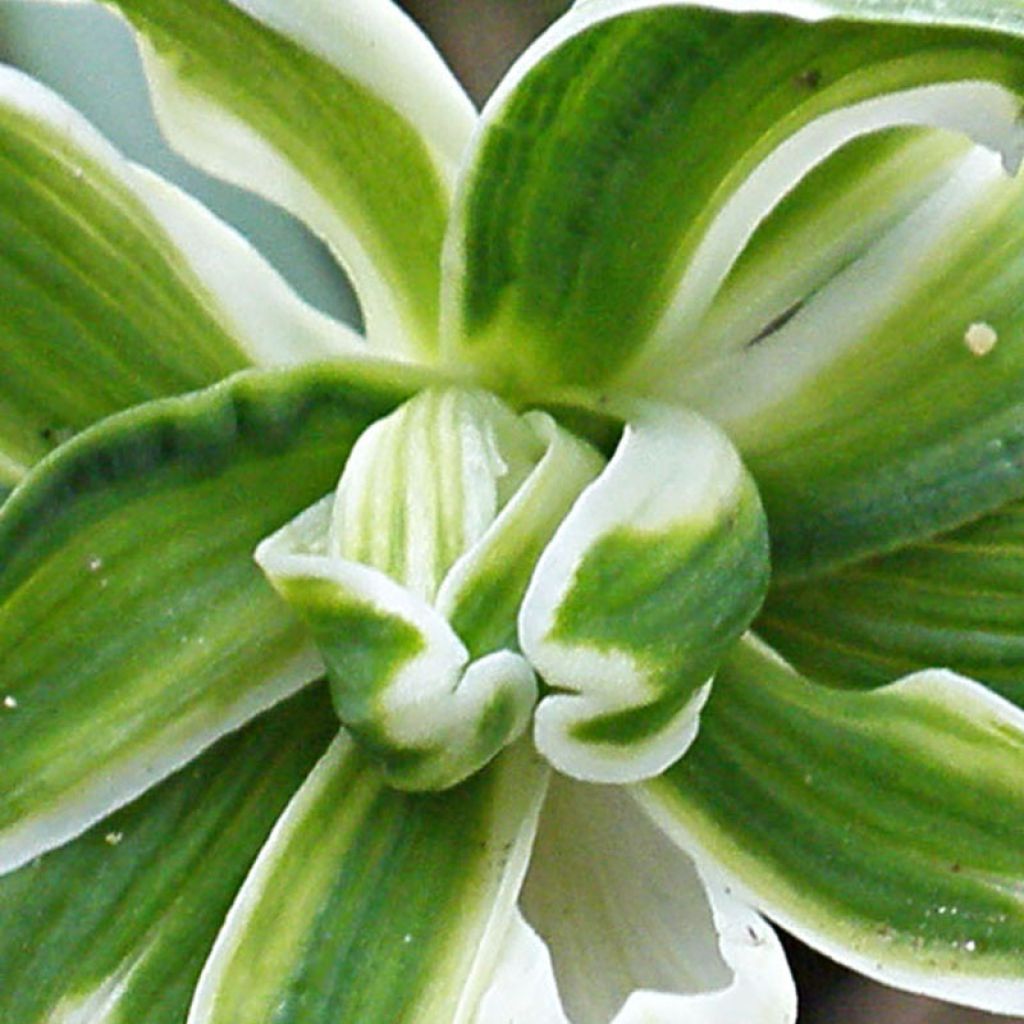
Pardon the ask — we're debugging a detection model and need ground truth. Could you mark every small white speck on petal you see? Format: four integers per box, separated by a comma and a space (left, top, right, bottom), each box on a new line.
104, 831, 123, 846
964, 322, 998, 357
3, 695, 17, 709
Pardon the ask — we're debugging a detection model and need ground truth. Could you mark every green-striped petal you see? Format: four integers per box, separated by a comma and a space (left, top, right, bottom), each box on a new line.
443, 0, 1024, 395
644, 635, 1024, 1014
188, 736, 547, 1024
760, 494, 1024, 708
0, 357, 429, 873
519, 404, 769, 783
684, 139, 1024, 579
0, 63, 355, 488
0, 686, 335, 1024
106, 0, 475, 357
256, 389, 603, 791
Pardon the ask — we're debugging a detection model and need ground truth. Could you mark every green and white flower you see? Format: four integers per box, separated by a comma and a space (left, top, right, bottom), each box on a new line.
3, 0, 1024, 1020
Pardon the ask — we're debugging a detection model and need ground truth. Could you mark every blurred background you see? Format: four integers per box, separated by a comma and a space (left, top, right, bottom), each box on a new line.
0, 2, 1019, 1021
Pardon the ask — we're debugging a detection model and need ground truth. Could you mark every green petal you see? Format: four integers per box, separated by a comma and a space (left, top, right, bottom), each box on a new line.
644, 635, 1024, 1014
760, 495, 1024, 707
0, 64, 355, 486
0, 686, 335, 1024
189, 737, 548, 1024
519, 404, 768, 783
256, 392, 602, 791
0, 357, 429, 874
686, 139, 1024, 579
107, 0, 475, 357
443, 0, 1024, 396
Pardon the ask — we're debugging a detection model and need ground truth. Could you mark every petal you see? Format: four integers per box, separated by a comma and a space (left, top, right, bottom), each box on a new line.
255, 402, 602, 791
760, 494, 1024, 707
443, 0, 1024, 393
519, 404, 769, 783
0, 358, 429, 873
644, 635, 1024, 1014
188, 737, 548, 1024
107, 0, 475, 357
509, 776, 795, 1024
682, 139, 1024, 579
0, 63, 356, 488
0, 685, 335, 1024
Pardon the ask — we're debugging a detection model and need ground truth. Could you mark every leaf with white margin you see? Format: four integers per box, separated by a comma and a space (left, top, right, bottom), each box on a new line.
0, 357, 430, 875
0, 685, 335, 1024
444, 0, 1024, 393
644, 635, 1024, 1015
188, 734, 548, 1024
759, 494, 1024, 708
104, 0, 475, 358
256, 395, 604, 791
497, 777, 795, 1024
0, 63, 355, 488
519, 404, 769, 784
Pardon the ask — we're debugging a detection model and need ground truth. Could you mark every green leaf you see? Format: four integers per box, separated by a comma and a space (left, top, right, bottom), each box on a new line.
759, 495, 1024, 708
106, 0, 475, 357
0, 685, 335, 1024
256, 388, 603, 791
0, 64, 355, 486
644, 635, 1024, 1014
189, 736, 548, 1024
443, 0, 1024, 398
0, 357, 430, 874
519, 404, 769, 783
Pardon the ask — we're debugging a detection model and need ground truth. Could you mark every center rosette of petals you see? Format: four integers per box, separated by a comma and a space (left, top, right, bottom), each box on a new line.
257, 383, 772, 793
256, 386, 605, 790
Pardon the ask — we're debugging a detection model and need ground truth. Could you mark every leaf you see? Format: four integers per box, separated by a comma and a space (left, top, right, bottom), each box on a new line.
519, 404, 769, 783
106, 0, 475, 357
444, 0, 1024, 394
759, 495, 1024, 708
0, 64, 355, 486
0, 686, 336, 1024
0, 357, 431, 873
644, 635, 1024, 1014
189, 736, 548, 1024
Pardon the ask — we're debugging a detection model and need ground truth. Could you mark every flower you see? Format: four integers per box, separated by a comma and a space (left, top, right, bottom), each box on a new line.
2, 0, 1024, 1022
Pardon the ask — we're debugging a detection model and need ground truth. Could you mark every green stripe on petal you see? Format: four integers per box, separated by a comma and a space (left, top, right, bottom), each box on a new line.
0, 65, 355, 481
189, 736, 548, 1024
0, 686, 335, 1024
644, 635, 1024, 1014
760, 495, 1024, 707
107, 0, 475, 357
444, 0, 1024, 394
0, 358, 429, 873
519, 404, 769, 783
686, 141, 1024, 578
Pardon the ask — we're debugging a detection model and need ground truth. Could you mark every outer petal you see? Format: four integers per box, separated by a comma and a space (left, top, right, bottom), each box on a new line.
501, 776, 795, 1024
0, 63, 356, 489
760, 494, 1024, 708
0, 685, 335, 1024
0, 358, 431, 874
519, 404, 769, 783
105, 0, 476, 357
187, 737, 548, 1024
443, 0, 1024, 393
644, 635, 1024, 1014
